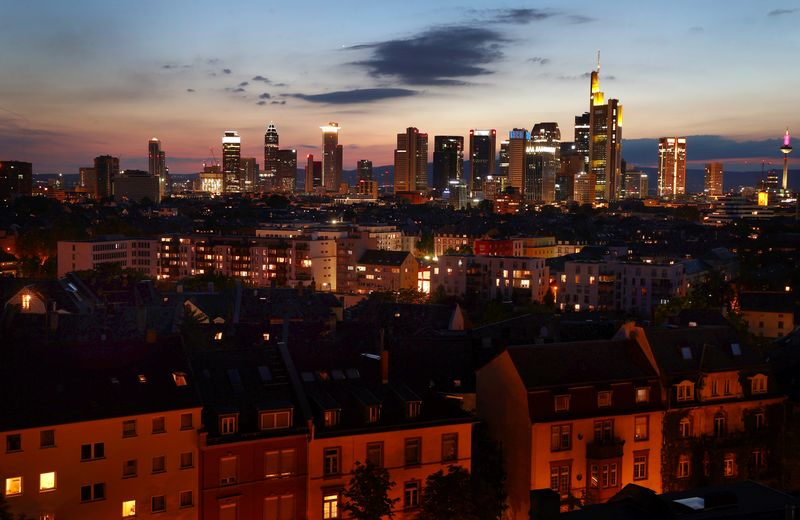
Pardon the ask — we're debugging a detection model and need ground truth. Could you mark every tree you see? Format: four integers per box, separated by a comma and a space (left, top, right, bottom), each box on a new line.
0, 493, 34, 520
417, 466, 479, 520
341, 462, 398, 520
471, 423, 508, 520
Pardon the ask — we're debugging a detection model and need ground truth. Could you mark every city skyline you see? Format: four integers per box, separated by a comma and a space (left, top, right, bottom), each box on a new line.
0, 1, 799, 174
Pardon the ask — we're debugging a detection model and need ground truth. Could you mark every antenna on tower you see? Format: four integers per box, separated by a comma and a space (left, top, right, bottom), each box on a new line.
596, 50, 601, 72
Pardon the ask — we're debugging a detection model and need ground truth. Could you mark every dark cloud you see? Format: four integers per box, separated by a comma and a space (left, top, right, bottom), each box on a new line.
222, 68, 232, 74
349, 26, 506, 85
288, 88, 417, 104
273, 82, 288, 87
186, 88, 196, 93
233, 87, 245, 92
162, 64, 177, 69
271, 100, 286, 105
768, 8, 798, 16
206, 58, 220, 64
488, 8, 555, 24
566, 14, 594, 23
527, 57, 550, 65
252, 75, 271, 83
259, 93, 271, 99
256, 101, 267, 106
238, 81, 249, 87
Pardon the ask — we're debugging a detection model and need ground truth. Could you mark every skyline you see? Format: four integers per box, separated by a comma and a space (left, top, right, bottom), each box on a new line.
1, 0, 799, 174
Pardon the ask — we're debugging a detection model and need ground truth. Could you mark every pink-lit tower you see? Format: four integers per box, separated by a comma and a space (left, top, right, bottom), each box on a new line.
781, 128, 792, 193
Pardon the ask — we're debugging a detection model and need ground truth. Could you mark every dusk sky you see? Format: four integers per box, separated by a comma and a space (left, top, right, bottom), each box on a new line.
1, 0, 798, 174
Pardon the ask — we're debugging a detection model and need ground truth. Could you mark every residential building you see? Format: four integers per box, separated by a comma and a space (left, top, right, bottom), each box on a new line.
355, 250, 418, 293
658, 137, 687, 198
431, 254, 549, 302
57, 237, 159, 277
739, 291, 795, 339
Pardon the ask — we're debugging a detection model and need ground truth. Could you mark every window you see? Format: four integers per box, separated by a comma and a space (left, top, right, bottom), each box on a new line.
724, 455, 735, 477
723, 379, 732, 396
366, 443, 383, 467
172, 371, 187, 386
179, 491, 193, 508
676, 382, 694, 402
406, 401, 421, 418
322, 493, 339, 519
122, 420, 137, 438
40, 430, 55, 448
752, 374, 768, 394
593, 419, 613, 443
180, 413, 193, 430
265, 449, 296, 478
590, 465, 599, 488
324, 410, 341, 427
81, 442, 104, 461
711, 379, 719, 396
367, 406, 381, 423
405, 438, 421, 466
679, 417, 692, 438
220, 415, 238, 435
220, 456, 238, 486
22, 293, 31, 310
550, 424, 572, 451
680, 346, 692, 360
260, 410, 292, 430
151, 495, 166, 513
635, 387, 650, 403
634, 416, 649, 441
6, 434, 21, 452
755, 412, 766, 431
714, 413, 727, 438
123, 459, 137, 478
122, 499, 137, 517
753, 449, 765, 469
38, 472, 55, 492
5, 477, 22, 496
554, 395, 570, 412
403, 481, 420, 508
264, 494, 295, 520
597, 391, 612, 407
152, 417, 166, 434
180, 452, 193, 469
80, 483, 105, 502
678, 456, 691, 478
633, 453, 648, 480
152, 455, 166, 474
549, 463, 571, 495
323, 448, 341, 476
442, 433, 458, 462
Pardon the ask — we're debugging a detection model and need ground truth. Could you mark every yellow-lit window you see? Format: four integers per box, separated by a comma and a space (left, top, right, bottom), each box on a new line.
122, 499, 136, 517
214, 332, 223, 341
22, 294, 31, 310
5, 476, 22, 496
39, 472, 55, 492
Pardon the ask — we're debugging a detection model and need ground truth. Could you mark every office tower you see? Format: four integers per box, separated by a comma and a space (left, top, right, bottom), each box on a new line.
574, 112, 590, 167
357, 160, 373, 182
469, 129, 496, 194
657, 137, 687, 198
147, 138, 168, 198
222, 130, 241, 193
0, 161, 33, 205
499, 140, 510, 177
507, 129, 530, 199
94, 155, 119, 199
241, 157, 259, 192
781, 129, 792, 192
320, 122, 341, 191
113, 169, 160, 204
558, 143, 582, 202
199, 164, 223, 195
335, 144, 343, 191
79, 167, 97, 195
263, 122, 279, 191
622, 168, 648, 198
704, 162, 724, 198
305, 154, 322, 193
530, 122, 560, 202
588, 58, 623, 201
394, 127, 428, 193
277, 149, 297, 192
432, 136, 464, 196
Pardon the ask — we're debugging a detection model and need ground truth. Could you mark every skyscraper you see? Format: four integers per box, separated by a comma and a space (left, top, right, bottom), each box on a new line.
781, 129, 792, 193
305, 154, 322, 193
432, 136, 464, 196
148, 138, 168, 198
263, 122, 279, 191
469, 129, 496, 194
357, 160, 373, 182
277, 149, 297, 192
222, 131, 241, 193
507, 129, 530, 199
704, 162, 724, 198
558, 142, 581, 202
0, 161, 32, 205
394, 127, 428, 193
530, 122, 560, 203
321, 122, 341, 191
94, 155, 119, 199
588, 58, 623, 201
657, 137, 687, 198
499, 140, 510, 178
574, 113, 590, 172
241, 157, 259, 192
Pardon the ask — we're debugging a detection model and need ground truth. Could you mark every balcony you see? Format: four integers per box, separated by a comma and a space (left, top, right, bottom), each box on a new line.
586, 438, 624, 460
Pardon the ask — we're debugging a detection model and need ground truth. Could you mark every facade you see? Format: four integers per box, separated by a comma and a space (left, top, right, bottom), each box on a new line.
658, 137, 687, 198
264, 123, 280, 191
277, 149, 297, 193
321, 123, 341, 192
622, 169, 649, 198
394, 127, 428, 193
704, 162, 724, 198
354, 250, 418, 293
469, 129, 496, 195
0, 160, 33, 205
198, 165, 223, 195
94, 155, 120, 199
432, 254, 549, 302
113, 170, 161, 204
57, 237, 158, 277
588, 67, 623, 201
739, 291, 795, 339
305, 155, 322, 194
241, 158, 259, 193
529, 122, 561, 203
79, 167, 97, 195
507, 129, 530, 200
432, 135, 464, 197
558, 143, 582, 202
222, 131, 242, 193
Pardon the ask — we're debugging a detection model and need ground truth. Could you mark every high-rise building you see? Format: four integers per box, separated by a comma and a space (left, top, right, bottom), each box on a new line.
94, 155, 119, 199
432, 136, 464, 196
147, 138, 169, 197
704, 162, 724, 198
305, 154, 322, 193
277, 149, 297, 192
0, 160, 32, 205
529, 123, 560, 203
657, 137, 687, 198
588, 59, 623, 201
781, 129, 792, 193
394, 127, 428, 193
622, 168, 648, 198
558, 143, 582, 202
263, 122, 279, 191
79, 167, 97, 195
574, 112, 590, 167
499, 140, 510, 178
222, 131, 242, 193
321, 122, 341, 191
357, 160, 373, 182
469, 129, 496, 194
507, 129, 529, 200
241, 157, 259, 192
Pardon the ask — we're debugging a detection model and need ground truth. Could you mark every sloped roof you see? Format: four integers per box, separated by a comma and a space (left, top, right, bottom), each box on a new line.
358, 249, 412, 266
739, 291, 795, 313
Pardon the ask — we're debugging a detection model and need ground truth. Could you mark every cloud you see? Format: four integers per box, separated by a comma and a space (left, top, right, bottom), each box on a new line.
238, 81, 249, 87
527, 57, 550, 65
186, 88, 195, 93
233, 87, 245, 92
566, 14, 594, 23
768, 8, 798, 16
288, 88, 417, 104
259, 92, 271, 99
252, 75, 271, 83
162, 64, 178, 69
273, 82, 288, 87
487, 8, 556, 24
256, 101, 267, 106
222, 68, 232, 74
689, 26, 704, 32
271, 100, 286, 105
349, 25, 506, 85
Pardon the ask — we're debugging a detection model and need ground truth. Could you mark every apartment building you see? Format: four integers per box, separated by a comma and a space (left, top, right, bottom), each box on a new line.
355, 250, 419, 293
739, 291, 795, 339
57, 236, 158, 277
432, 254, 549, 302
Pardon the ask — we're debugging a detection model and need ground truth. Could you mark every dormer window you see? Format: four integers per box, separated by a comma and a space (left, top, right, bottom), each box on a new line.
731, 343, 741, 356
324, 409, 341, 427
367, 405, 381, 424
260, 410, 292, 430
220, 415, 238, 435
406, 401, 421, 419
555, 395, 570, 412
597, 391, 612, 408
751, 374, 768, 394
172, 372, 187, 387
676, 381, 694, 402
635, 387, 650, 404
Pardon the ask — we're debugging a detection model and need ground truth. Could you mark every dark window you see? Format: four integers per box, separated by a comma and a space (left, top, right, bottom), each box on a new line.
366, 443, 383, 467
40, 430, 55, 448
441, 434, 458, 462
405, 438, 421, 466
6, 434, 21, 452
323, 448, 340, 476
152, 495, 166, 513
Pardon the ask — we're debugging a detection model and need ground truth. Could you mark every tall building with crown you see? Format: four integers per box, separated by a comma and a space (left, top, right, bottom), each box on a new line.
321, 123, 341, 191
781, 129, 792, 193
588, 55, 623, 201
263, 123, 279, 191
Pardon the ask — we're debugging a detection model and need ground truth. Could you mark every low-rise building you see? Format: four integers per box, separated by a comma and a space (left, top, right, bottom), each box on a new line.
355, 250, 418, 293
739, 291, 795, 339
432, 254, 549, 302
57, 237, 159, 277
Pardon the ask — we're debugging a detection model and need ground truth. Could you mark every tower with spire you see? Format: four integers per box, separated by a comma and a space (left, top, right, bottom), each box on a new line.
781, 128, 792, 193
587, 52, 623, 201
263, 122, 279, 191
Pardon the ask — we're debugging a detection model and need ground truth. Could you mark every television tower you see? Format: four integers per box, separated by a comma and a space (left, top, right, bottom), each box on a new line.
781, 128, 792, 193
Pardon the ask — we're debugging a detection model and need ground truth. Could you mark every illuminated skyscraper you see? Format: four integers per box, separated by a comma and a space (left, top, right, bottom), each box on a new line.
704, 162, 724, 198
432, 135, 464, 196
357, 160, 373, 182
574, 113, 590, 172
263, 122, 279, 191
148, 138, 168, 197
469, 129, 496, 194
588, 56, 623, 201
305, 154, 322, 193
222, 131, 241, 193
781, 129, 792, 192
530, 122, 560, 202
321, 122, 341, 191
277, 149, 297, 192
499, 140, 510, 178
241, 157, 259, 192
94, 155, 119, 199
394, 127, 428, 193
657, 137, 687, 198
507, 129, 530, 199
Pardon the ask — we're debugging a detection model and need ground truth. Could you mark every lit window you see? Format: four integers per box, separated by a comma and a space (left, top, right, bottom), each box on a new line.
122, 499, 136, 517
172, 372, 187, 386
220, 415, 237, 435
634, 416, 649, 441
597, 391, 612, 407
635, 387, 650, 403
5, 477, 22, 496
39, 472, 55, 492
322, 493, 339, 519
21, 294, 31, 310
724, 455, 735, 477
214, 331, 223, 341
752, 374, 768, 394
555, 395, 570, 412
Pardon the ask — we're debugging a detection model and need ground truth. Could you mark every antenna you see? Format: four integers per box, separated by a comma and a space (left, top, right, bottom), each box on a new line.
596, 50, 601, 72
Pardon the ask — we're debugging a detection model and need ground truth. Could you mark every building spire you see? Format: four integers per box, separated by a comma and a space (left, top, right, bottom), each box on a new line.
596, 50, 601, 72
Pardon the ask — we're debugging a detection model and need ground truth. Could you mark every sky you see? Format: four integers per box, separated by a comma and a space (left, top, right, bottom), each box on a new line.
0, 0, 798, 174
